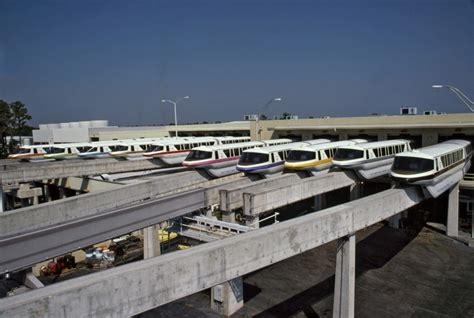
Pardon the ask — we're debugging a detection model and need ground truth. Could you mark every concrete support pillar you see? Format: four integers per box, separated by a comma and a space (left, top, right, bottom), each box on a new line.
333, 234, 356, 318
313, 193, 327, 211
377, 132, 387, 141
388, 213, 401, 229
143, 226, 160, 259
245, 215, 259, 229
23, 271, 44, 290
349, 183, 362, 201
43, 185, 52, 202
447, 183, 460, 237
422, 131, 438, 147
58, 188, 65, 200
0, 186, 5, 212
222, 211, 236, 223
211, 277, 244, 317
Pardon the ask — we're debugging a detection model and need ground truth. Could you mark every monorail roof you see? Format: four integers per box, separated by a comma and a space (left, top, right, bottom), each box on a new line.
338, 139, 411, 150
395, 140, 471, 159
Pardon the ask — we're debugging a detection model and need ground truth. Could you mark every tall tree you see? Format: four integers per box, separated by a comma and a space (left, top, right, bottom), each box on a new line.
9, 101, 32, 146
0, 100, 12, 156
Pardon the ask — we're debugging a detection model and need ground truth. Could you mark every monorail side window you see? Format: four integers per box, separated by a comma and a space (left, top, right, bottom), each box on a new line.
334, 148, 364, 161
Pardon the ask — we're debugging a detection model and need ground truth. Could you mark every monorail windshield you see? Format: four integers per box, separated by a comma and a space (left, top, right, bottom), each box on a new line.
185, 150, 212, 161
287, 150, 316, 162
334, 148, 364, 161
392, 156, 434, 174
238, 152, 269, 165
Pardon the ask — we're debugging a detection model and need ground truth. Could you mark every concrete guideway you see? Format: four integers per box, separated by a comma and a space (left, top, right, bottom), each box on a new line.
0, 186, 424, 317
0, 171, 213, 236
0, 189, 205, 273
0, 157, 167, 189
219, 172, 309, 211
0, 173, 248, 273
243, 171, 357, 216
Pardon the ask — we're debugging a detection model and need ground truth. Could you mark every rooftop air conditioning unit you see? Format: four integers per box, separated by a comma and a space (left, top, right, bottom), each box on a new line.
244, 114, 258, 121
400, 107, 417, 115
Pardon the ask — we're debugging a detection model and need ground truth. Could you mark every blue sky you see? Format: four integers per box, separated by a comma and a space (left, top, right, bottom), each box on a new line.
0, 0, 473, 126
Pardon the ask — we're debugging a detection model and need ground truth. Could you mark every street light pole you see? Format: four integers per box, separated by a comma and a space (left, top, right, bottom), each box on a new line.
432, 85, 474, 113
161, 96, 190, 137
256, 97, 282, 141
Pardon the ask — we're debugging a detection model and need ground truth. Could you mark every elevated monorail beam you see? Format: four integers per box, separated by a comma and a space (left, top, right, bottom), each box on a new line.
244, 171, 357, 216
219, 171, 310, 211
0, 171, 212, 236
0, 158, 167, 189
0, 187, 424, 317
0, 189, 204, 273
0, 173, 248, 273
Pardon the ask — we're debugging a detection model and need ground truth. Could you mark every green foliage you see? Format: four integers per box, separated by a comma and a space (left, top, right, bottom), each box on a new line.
0, 100, 32, 158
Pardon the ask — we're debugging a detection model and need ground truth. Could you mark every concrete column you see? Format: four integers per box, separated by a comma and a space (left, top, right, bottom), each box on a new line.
422, 131, 438, 147
333, 234, 356, 318
446, 183, 460, 237
43, 185, 52, 202
245, 215, 259, 228
58, 188, 65, 200
23, 271, 44, 290
32, 194, 39, 206
349, 183, 362, 201
211, 277, 244, 316
377, 132, 387, 141
222, 211, 236, 223
0, 186, 5, 212
143, 226, 160, 259
388, 213, 401, 229
313, 193, 327, 211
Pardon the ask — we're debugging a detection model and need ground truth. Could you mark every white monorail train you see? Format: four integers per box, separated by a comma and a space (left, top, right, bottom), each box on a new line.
143, 136, 251, 165
78, 141, 122, 159
108, 139, 165, 158
332, 139, 412, 179
43, 143, 93, 160
182, 139, 292, 178
390, 140, 472, 198
284, 139, 368, 173
236, 139, 331, 175
7, 145, 52, 161
79, 137, 181, 159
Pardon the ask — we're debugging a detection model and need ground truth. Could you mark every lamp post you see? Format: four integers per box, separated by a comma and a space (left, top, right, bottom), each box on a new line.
432, 85, 473, 113
161, 96, 190, 137
256, 97, 282, 141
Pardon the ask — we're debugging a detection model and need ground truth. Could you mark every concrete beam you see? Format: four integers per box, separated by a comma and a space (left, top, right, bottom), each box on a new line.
219, 173, 308, 211
45, 176, 122, 192
0, 174, 245, 273
0, 187, 424, 317
243, 171, 356, 216
447, 183, 460, 237
0, 189, 205, 273
0, 171, 210, 237
0, 158, 167, 189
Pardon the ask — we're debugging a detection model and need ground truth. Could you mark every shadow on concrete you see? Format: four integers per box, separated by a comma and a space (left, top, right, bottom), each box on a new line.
254, 216, 425, 318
